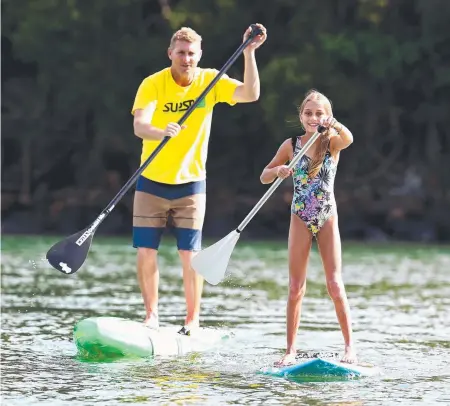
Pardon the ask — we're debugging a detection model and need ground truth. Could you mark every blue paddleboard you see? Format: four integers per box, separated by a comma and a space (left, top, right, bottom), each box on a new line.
261, 357, 381, 379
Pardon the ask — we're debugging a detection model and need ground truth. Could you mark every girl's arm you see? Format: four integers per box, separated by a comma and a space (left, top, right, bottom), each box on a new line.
260, 139, 292, 184
329, 120, 353, 151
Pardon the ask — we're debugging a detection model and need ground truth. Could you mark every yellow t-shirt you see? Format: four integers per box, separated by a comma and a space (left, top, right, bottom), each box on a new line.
132, 67, 240, 184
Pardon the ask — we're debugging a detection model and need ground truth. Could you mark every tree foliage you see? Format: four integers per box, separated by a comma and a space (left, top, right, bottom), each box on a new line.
2, 0, 450, 241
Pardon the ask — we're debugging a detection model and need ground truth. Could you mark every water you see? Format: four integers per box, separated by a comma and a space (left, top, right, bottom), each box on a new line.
1, 236, 450, 405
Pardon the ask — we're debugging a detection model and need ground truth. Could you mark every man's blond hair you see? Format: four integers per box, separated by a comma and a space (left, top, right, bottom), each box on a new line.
169, 27, 202, 49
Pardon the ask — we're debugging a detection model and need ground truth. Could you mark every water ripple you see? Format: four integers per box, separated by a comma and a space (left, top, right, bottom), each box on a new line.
1, 237, 449, 405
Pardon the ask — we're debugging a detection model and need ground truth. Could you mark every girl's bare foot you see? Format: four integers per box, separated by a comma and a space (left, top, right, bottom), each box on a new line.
341, 345, 357, 364
274, 352, 297, 367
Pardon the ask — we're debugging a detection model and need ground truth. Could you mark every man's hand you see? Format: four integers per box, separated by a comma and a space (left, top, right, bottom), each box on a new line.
243, 23, 267, 54
164, 122, 186, 138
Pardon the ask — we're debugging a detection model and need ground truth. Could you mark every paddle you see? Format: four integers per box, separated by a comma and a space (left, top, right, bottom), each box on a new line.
191, 125, 326, 285
46, 24, 264, 275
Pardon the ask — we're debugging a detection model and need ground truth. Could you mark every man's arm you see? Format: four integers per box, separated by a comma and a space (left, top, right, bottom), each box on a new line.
232, 52, 260, 103
133, 106, 166, 141
232, 24, 267, 103
132, 78, 182, 141
134, 109, 184, 141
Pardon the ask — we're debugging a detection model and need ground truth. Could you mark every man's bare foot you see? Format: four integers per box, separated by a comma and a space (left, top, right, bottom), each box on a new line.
143, 312, 159, 330
340, 346, 357, 364
274, 352, 297, 367
178, 317, 200, 336
184, 317, 200, 329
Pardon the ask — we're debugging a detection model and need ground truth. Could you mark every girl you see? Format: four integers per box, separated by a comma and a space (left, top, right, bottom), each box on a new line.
260, 90, 357, 366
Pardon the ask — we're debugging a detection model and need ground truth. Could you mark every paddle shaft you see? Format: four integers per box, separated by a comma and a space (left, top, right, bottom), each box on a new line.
84, 25, 263, 230
237, 127, 325, 232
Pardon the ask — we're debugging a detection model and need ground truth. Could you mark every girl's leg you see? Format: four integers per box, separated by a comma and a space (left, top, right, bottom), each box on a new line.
276, 214, 313, 366
316, 214, 357, 363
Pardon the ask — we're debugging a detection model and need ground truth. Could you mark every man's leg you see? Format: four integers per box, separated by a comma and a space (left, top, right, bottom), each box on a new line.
137, 248, 160, 326
133, 176, 170, 327
170, 180, 206, 331
179, 250, 203, 328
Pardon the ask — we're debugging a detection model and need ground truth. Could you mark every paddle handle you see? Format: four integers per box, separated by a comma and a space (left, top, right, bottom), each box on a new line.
236, 126, 325, 232
87, 25, 263, 224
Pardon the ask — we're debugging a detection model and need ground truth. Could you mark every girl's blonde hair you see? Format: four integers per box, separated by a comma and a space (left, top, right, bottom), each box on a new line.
169, 27, 202, 49
298, 89, 334, 179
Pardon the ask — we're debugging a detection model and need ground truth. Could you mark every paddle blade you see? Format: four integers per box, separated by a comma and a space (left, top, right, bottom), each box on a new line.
191, 230, 241, 285
46, 228, 94, 275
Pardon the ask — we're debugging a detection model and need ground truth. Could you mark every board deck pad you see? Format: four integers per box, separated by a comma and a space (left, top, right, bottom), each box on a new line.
73, 317, 231, 360
260, 356, 381, 380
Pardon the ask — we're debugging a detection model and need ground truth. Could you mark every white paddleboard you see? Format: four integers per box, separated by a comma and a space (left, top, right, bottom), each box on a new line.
73, 317, 231, 360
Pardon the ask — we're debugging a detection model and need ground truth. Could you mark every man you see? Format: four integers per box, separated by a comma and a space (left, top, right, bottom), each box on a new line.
132, 24, 267, 334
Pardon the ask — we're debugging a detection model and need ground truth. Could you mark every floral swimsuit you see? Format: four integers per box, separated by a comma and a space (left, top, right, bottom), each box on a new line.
291, 137, 338, 236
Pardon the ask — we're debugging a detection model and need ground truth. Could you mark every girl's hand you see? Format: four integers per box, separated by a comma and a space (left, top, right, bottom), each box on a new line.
320, 116, 342, 133
276, 165, 293, 179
